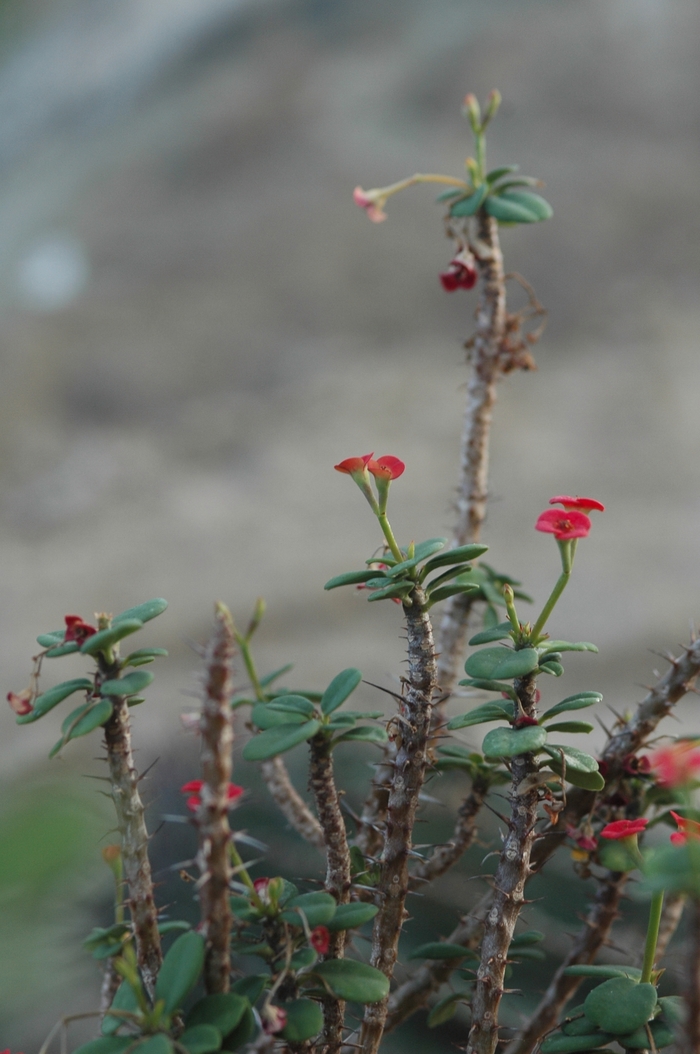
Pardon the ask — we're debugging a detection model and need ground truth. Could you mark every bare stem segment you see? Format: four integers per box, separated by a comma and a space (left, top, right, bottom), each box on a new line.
196, 602, 236, 994
309, 732, 353, 1053
409, 772, 489, 888
435, 213, 506, 707
359, 587, 437, 1054
466, 673, 539, 1054
102, 690, 162, 996
504, 870, 628, 1054
260, 756, 325, 850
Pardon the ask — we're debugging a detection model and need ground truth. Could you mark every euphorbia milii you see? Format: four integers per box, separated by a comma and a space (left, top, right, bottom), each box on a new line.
535, 508, 591, 541
549, 495, 605, 513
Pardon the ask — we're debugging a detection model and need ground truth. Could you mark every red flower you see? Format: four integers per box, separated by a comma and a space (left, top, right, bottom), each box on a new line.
648, 741, 700, 788
353, 187, 387, 224
367, 455, 405, 480
549, 496, 605, 513
181, 779, 243, 813
535, 509, 591, 541
334, 453, 374, 476
600, 818, 648, 840
262, 1005, 287, 1035
439, 250, 477, 292
64, 614, 97, 644
7, 689, 33, 716
310, 925, 330, 955
622, 754, 651, 776
566, 825, 598, 852
670, 810, 700, 846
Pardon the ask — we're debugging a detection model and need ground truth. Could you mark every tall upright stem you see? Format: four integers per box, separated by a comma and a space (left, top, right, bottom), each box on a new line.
360, 587, 437, 1054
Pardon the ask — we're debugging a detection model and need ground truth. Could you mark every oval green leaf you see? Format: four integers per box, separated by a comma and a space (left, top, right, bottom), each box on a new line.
543, 745, 599, 773
100, 670, 154, 697
37, 631, 65, 647
366, 580, 414, 602
113, 598, 168, 625
242, 720, 321, 761
544, 756, 605, 791
496, 189, 552, 221
450, 183, 489, 217
465, 647, 539, 681
311, 959, 389, 1004
271, 694, 317, 716
186, 993, 248, 1034
45, 642, 80, 658
408, 942, 475, 961
132, 1039, 174, 1054
221, 1003, 256, 1051
469, 622, 513, 646
251, 704, 308, 730
447, 701, 513, 730
101, 980, 139, 1035
538, 641, 598, 655
81, 619, 144, 656
321, 668, 362, 715
180, 1025, 222, 1054
281, 892, 337, 927
564, 964, 642, 980
486, 164, 519, 184
281, 999, 323, 1043
584, 977, 657, 1035
124, 648, 168, 667
541, 694, 603, 721
428, 583, 479, 605
458, 677, 517, 699
539, 660, 564, 677
423, 543, 488, 573
540, 1035, 613, 1053
333, 726, 388, 747
618, 1021, 674, 1049
18, 677, 94, 723
544, 721, 594, 735
154, 930, 205, 1015
61, 697, 113, 740
482, 725, 548, 759
327, 902, 378, 932
325, 569, 387, 591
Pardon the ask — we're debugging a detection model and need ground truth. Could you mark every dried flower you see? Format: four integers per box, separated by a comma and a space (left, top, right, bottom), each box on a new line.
648, 741, 700, 788
63, 614, 97, 644
535, 509, 591, 541
670, 810, 700, 846
7, 689, 33, 716
439, 249, 477, 292
261, 1005, 288, 1034
353, 186, 388, 223
549, 496, 605, 513
310, 925, 330, 954
600, 818, 648, 840
181, 779, 243, 813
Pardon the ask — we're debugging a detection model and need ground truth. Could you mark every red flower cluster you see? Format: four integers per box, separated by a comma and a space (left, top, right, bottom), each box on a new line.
536, 495, 605, 541
63, 614, 97, 644
439, 249, 477, 292
648, 741, 700, 788
600, 818, 648, 840
670, 811, 700, 846
181, 779, 244, 813
310, 925, 330, 954
334, 454, 405, 480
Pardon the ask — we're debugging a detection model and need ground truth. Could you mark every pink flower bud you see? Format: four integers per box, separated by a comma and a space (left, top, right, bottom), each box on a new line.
353, 187, 387, 223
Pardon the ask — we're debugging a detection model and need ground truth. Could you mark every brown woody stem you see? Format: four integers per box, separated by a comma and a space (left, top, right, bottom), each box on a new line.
504, 869, 628, 1054
309, 731, 353, 1053
359, 587, 437, 1054
196, 602, 236, 994
409, 772, 489, 889
102, 682, 162, 997
260, 756, 325, 850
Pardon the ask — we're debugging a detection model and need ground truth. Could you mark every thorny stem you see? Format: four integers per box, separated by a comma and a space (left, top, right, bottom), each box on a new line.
385, 636, 700, 1033
504, 869, 628, 1054
682, 898, 700, 1054
466, 672, 540, 1054
309, 732, 353, 1053
101, 657, 162, 998
196, 602, 236, 994
409, 772, 490, 888
359, 586, 437, 1054
434, 212, 506, 711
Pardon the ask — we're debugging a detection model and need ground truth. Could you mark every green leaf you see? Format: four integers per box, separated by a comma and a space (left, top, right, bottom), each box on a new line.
367, 580, 414, 602
281, 892, 337, 927
325, 569, 388, 590
538, 641, 598, 655
101, 670, 154, 697
598, 840, 641, 874
584, 977, 657, 1035
37, 631, 65, 647
81, 619, 144, 656
311, 959, 390, 1003
458, 677, 518, 699
124, 648, 168, 667
641, 842, 700, 896
486, 193, 540, 223
423, 543, 488, 573
180, 1025, 223, 1054
250, 705, 308, 730
325, 713, 357, 730
544, 721, 594, 734
450, 183, 489, 217
334, 726, 388, 747
435, 187, 467, 203
113, 598, 168, 624
538, 660, 564, 677
102, 980, 139, 1035
544, 752, 605, 791
132, 1039, 174, 1054
428, 583, 479, 605
541, 693, 603, 721
45, 642, 81, 658
509, 946, 546, 962
447, 701, 514, 730
495, 189, 552, 221
658, 995, 684, 1024
321, 668, 362, 715
290, 947, 318, 970
281, 999, 323, 1043
564, 965, 642, 981
540, 1035, 613, 1053
158, 921, 191, 935
154, 930, 205, 1015
511, 930, 544, 946
186, 993, 248, 1035
469, 622, 513, 645
482, 725, 548, 759
17, 677, 94, 724
408, 942, 476, 961
230, 895, 257, 922
54, 698, 114, 749
231, 975, 268, 1003
73, 1040, 134, 1054
242, 720, 321, 761
465, 646, 539, 681
259, 663, 294, 688
327, 902, 378, 932
424, 564, 473, 592
561, 1007, 597, 1036
266, 694, 316, 715
427, 993, 465, 1027
387, 539, 447, 577
221, 1004, 256, 1051
618, 1021, 674, 1049
543, 745, 600, 773
486, 164, 519, 184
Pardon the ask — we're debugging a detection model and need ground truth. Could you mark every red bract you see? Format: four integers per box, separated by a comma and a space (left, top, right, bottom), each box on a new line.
334, 453, 373, 476
181, 779, 243, 813
670, 810, 700, 846
549, 496, 605, 513
353, 187, 387, 224
310, 925, 330, 954
439, 251, 477, 292
648, 741, 700, 788
535, 509, 591, 540
600, 818, 648, 840
64, 614, 97, 644
367, 455, 405, 480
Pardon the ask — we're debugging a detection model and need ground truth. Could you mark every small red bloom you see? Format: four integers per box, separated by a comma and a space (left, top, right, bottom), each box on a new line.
262, 1005, 287, 1035
648, 741, 700, 788
310, 925, 330, 955
367, 455, 405, 480
439, 251, 478, 292
566, 825, 598, 852
622, 754, 651, 776
670, 811, 700, 846
7, 689, 33, 716
600, 818, 648, 840
181, 779, 243, 813
535, 509, 591, 541
549, 496, 605, 513
63, 614, 97, 644
353, 187, 387, 224
334, 453, 373, 476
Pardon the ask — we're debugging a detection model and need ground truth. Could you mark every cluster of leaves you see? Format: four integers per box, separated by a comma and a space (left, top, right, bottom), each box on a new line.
437, 166, 553, 226
16, 598, 168, 757
541, 966, 684, 1052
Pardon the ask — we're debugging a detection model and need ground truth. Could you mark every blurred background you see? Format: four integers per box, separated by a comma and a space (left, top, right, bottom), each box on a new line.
1, 0, 699, 1048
